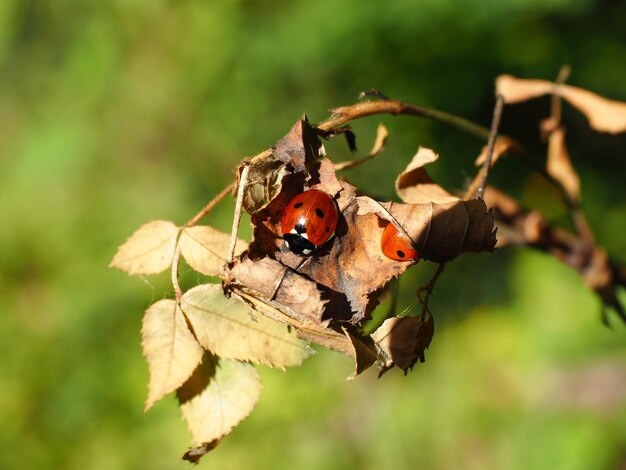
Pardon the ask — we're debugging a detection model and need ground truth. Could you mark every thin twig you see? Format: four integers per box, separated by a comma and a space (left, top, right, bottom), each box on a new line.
474, 94, 505, 200
185, 181, 236, 228
227, 164, 251, 264
417, 263, 446, 318
545, 65, 595, 246
318, 99, 490, 140
551, 65, 571, 125
318, 97, 583, 210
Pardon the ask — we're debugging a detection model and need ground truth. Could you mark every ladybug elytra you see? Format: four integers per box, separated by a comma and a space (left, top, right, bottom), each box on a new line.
280, 189, 339, 256
381, 223, 420, 261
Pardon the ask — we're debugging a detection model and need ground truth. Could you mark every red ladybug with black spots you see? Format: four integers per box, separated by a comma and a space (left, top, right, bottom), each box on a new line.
281, 189, 339, 256
381, 223, 420, 261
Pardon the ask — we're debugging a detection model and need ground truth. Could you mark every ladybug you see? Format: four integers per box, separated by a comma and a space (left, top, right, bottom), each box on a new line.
381, 222, 420, 261
280, 189, 339, 256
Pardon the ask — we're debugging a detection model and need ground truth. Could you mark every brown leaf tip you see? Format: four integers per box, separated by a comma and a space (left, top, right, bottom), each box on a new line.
182, 439, 221, 464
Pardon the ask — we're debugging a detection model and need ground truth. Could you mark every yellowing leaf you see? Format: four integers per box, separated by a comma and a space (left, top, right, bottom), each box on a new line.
142, 299, 204, 411
110, 220, 179, 275
395, 147, 459, 204
181, 284, 314, 368
559, 85, 626, 134
496, 75, 554, 103
547, 126, 580, 201
179, 226, 248, 277
179, 355, 261, 463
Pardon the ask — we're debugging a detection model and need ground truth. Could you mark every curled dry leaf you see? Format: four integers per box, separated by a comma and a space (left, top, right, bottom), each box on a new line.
286, 203, 412, 323
109, 220, 179, 275
240, 129, 495, 324
273, 115, 324, 171
371, 315, 434, 372
497, 74, 626, 134
181, 283, 314, 369
334, 123, 389, 171
241, 150, 290, 215
559, 85, 626, 134
179, 225, 248, 277
178, 354, 261, 463
395, 147, 459, 204
342, 326, 378, 380
245, 151, 408, 324
546, 126, 580, 201
496, 75, 554, 103
141, 299, 204, 411
358, 197, 497, 263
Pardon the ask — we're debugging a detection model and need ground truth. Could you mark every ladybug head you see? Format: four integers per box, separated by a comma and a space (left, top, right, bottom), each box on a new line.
283, 233, 316, 256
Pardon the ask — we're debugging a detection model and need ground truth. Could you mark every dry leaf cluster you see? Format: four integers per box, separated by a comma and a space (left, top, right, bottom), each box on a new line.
111, 69, 626, 463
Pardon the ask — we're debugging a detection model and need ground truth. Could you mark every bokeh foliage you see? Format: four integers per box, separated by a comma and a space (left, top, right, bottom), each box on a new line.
1, 0, 625, 468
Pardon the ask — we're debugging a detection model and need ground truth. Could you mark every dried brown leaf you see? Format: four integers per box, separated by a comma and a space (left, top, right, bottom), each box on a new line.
284, 203, 413, 323
497, 74, 626, 134
496, 75, 554, 103
141, 299, 204, 411
179, 225, 248, 277
546, 126, 580, 201
396, 147, 459, 204
334, 123, 389, 170
109, 220, 179, 275
181, 283, 314, 368
228, 256, 329, 325
559, 85, 626, 134
358, 197, 497, 263
239, 144, 495, 324
178, 354, 261, 463
273, 116, 324, 172
342, 326, 378, 380
241, 150, 290, 215
371, 315, 434, 372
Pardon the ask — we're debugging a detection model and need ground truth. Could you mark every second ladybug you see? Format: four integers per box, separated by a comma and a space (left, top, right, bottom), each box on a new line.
381, 223, 420, 261
281, 189, 339, 256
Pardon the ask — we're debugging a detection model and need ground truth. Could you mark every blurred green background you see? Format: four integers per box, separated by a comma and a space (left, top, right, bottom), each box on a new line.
1, 0, 625, 468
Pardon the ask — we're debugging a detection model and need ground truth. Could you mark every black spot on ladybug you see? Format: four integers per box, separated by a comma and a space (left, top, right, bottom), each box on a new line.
293, 202, 304, 208
295, 223, 307, 234
396, 250, 406, 258
315, 208, 324, 218
325, 227, 331, 232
